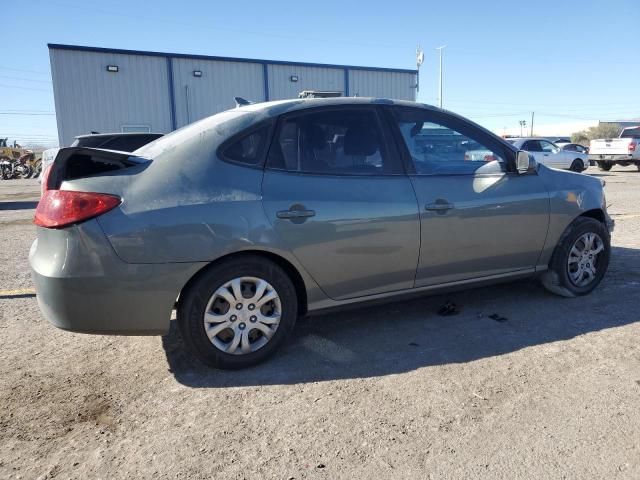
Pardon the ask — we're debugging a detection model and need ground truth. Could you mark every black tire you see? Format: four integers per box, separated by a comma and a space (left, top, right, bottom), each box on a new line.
177, 255, 298, 369
597, 161, 612, 171
570, 159, 583, 172
541, 217, 610, 297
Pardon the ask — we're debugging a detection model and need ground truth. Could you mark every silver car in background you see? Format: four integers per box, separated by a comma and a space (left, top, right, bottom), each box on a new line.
508, 137, 588, 172
30, 98, 613, 369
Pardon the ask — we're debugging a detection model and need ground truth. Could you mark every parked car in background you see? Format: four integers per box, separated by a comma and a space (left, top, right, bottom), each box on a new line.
589, 126, 640, 171
556, 142, 589, 155
31, 98, 612, 369
39, 132, 164, 182
507, 137, 588, 172
546, 137, 571, 145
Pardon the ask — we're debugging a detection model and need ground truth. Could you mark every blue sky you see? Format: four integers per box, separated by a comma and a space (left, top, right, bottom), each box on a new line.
3, 0, 639, 146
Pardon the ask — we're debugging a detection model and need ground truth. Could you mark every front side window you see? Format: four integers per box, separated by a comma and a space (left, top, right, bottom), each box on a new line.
540, 140, 559, 153
267, 109, 391, 175
523, 140, 542, 152
392, 108, 506, 175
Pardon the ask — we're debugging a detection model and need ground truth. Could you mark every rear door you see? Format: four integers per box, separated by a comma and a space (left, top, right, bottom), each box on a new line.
387, 107, 549, 287
261, 106, 420, 300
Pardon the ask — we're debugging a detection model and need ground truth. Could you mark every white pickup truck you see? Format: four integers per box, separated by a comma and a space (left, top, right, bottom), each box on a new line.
589, 126, 640, 171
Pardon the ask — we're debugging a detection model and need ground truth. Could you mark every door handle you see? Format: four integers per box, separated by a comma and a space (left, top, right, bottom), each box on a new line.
276, 206, 316, 220
425, 202, 454, 211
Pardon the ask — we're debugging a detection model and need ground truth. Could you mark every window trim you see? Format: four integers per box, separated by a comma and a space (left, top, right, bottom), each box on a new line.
264, 105, 405, 177
216, 119, 275, 169
384, 106, 519, 176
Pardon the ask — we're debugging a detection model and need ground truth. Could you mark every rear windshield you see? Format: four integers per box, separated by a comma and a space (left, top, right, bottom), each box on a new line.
134, 110, 250, 159
621, 128, 640, 138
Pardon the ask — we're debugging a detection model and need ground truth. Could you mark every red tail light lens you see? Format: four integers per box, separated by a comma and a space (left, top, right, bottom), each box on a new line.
483, 154, 498, 162
629, 142, 637, 153
34, 190, 121, 228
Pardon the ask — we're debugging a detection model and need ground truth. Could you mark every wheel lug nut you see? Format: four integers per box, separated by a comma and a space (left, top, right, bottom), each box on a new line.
248, 304, 255, 311
235, 303, 243, 310
239, 323, 246, 330
250, 316, 257, 322
230, 315, 237, 321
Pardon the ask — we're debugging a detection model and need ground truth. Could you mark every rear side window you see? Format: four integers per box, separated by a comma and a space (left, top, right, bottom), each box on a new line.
221, 125, 271, 166
621, 128, 640, 138
266, 108, 395, 175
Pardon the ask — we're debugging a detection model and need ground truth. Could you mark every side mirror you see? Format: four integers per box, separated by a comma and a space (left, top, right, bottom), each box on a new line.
516, 150, 534, 173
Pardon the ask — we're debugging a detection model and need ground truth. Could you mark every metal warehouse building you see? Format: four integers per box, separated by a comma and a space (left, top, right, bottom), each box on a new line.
49, 44, 418, 146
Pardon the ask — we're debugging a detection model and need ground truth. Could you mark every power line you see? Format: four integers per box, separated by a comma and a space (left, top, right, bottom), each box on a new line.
0, 112, 56, 116
0, 83, 51, 92
0, 65, 50, 75
0, 75, 51, 84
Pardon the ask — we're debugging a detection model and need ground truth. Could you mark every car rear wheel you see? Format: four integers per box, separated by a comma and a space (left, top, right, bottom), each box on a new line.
597, 161, 612, 171
570, 159, 583, 172
178, 256, 298, 369
541, 217, 610, 297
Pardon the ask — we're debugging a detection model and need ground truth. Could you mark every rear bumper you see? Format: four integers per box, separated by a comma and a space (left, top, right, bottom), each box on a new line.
589, 154, 637, 163
29, 220, 205, 335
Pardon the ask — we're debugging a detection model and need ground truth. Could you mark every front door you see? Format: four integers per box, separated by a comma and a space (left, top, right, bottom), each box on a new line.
387, 106, 550, 287
539, 139, 565, 168
523, 140, 549, 166
261, 106, 420, 300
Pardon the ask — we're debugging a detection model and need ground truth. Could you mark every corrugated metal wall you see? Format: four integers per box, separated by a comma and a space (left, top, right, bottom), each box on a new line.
267, 64, 344, 100
50, 49, 173, 146
49, 46, 418, 146
348, 70, 416, 101
171, 58, 264, 128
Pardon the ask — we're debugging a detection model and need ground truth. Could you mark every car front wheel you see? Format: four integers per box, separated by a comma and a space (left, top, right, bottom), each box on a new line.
541, 217, 610, 297
178, 255, 298, 369
570, 159, 583, 172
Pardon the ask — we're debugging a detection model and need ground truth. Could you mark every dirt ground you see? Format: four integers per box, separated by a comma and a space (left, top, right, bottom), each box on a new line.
1, 167, 639, 479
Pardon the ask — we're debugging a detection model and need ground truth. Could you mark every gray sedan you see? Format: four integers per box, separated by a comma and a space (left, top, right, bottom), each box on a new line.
30, 98, 613, 369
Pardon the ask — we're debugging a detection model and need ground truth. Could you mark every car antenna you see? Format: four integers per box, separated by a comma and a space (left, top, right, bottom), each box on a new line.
234, 96, 253, 108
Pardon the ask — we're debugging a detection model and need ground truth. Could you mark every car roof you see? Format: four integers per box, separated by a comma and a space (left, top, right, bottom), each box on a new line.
237, 97, 440, 115
75, 132, 164, 139
507, 137, 556, 142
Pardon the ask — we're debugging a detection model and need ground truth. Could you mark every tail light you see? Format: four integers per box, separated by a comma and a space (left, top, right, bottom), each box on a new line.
34, 190, 121, 228
483, 154, 498, 162
629, 142, 637, 153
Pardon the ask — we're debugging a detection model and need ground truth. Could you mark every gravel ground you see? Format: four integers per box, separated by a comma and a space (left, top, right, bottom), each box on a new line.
1, 167, 639, 479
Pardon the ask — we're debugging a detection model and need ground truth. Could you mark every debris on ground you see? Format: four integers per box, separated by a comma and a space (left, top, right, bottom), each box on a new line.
437, 301, 459, 316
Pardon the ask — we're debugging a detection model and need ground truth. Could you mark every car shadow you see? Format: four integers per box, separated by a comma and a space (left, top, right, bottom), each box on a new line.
162, 246, 640, 388
0, 201, 39, 211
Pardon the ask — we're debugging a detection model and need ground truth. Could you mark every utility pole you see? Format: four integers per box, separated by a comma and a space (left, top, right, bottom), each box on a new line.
436, 45, 446, 108
416, 45, 424, 93
530, 112, 535, 136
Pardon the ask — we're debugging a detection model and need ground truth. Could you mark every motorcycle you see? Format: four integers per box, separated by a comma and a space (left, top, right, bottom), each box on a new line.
0, 156, 32, 179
